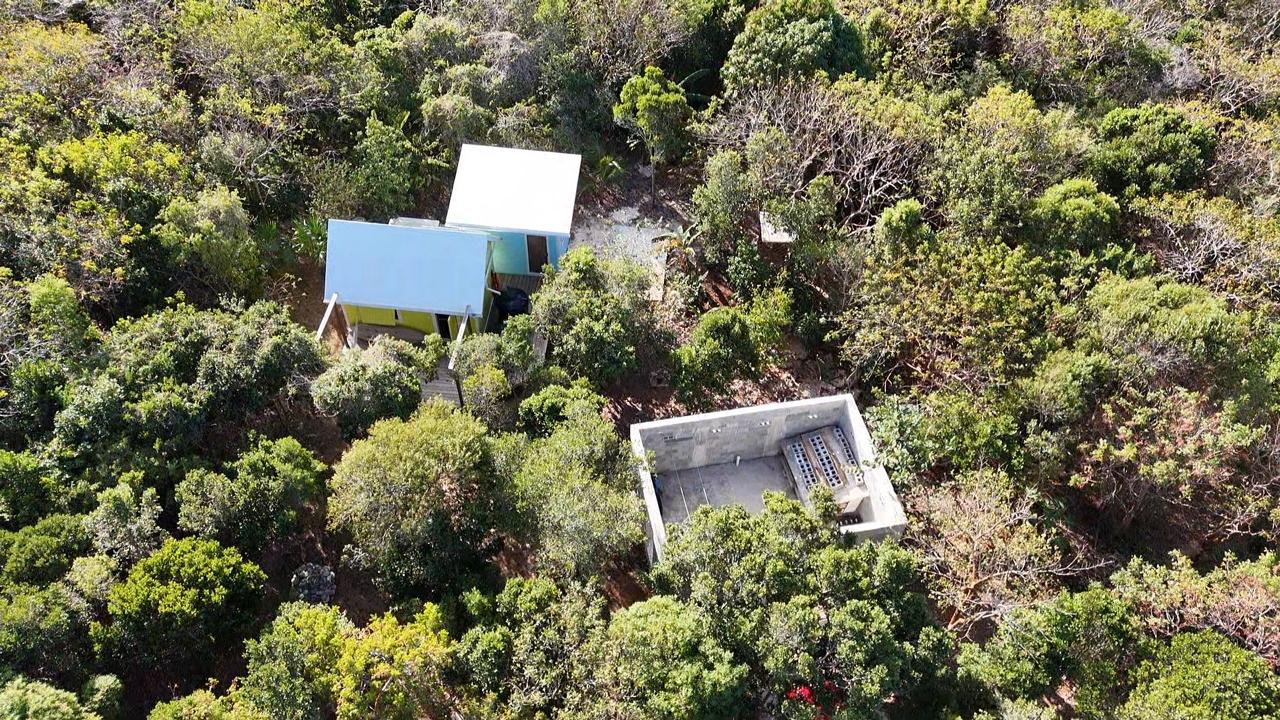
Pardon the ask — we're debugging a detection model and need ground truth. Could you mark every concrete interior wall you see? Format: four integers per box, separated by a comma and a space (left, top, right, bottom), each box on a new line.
634, 396, 854, 474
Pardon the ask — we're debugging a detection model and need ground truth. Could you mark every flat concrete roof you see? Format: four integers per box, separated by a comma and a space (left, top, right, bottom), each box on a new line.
656, 457, 794, 525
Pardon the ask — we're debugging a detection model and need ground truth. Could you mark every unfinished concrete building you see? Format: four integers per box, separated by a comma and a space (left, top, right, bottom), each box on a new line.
631, 395, 907, 562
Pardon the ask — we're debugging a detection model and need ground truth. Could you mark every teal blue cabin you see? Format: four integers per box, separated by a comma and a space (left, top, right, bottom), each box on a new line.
322, 220, 495, 345
445, 144, 581, 276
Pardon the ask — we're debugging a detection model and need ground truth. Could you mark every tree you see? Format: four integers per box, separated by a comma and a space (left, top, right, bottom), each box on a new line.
1092, 104, 1218, 200
650, 494, 950, 716
530, 248, 656, 386
456, 578, 605, 718
614, 67, 692, 169
176, 436, 325, 553
959, 588, 1146, 718
82, 481, 168, 568
94, 538, 265, 669
1118, 630, 1280, 720
499, 403, 644, 579
908, 470, 1084, 637
570, 596, 747, 720
327, 400, 496, 594
239, 602, 355, 720
1109, 552, 1280, 666
721, 0, 865, 96
705, 79, 928, 225
312, 334, 444, 438
334, 605, 454, 720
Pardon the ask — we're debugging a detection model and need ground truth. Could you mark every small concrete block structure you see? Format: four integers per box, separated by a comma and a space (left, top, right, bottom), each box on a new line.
631, 395, 907, 562
446, 144, 582, 276
758, 211, 795, 244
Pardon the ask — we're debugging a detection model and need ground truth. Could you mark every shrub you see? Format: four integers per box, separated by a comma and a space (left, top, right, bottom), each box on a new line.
176, 436, 325, 553
1092, 104, 1217, 199
462, 364, 512, 430
0, 514, 89, 586
82, 481, 168, 568
672, 306, 757, 406
95, 538, 265, 669
517, 380, 607, 437
327, 400, 496, 594
1027, 178, 1121, 252
721, 0, 865, 95
312, 335, 444, 438
530, 249, 656, 386
0, 676, 99, 720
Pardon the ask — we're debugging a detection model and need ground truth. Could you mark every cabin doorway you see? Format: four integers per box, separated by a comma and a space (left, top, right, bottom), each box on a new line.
435, 314, 452, 340
526, 235, 549, 274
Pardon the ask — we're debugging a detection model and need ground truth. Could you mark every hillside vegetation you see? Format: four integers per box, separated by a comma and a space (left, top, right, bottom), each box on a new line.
2, 0, 1280, 718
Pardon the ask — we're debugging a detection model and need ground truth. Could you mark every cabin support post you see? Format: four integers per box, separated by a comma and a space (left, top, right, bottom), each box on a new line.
316, 293, 339, 342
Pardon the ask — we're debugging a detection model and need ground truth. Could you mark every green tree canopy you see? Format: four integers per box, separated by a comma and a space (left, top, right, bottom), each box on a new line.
327, 400, 496, 594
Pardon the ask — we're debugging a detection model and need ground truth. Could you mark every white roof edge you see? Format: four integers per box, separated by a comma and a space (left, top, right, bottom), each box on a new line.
448, 222, 571, 238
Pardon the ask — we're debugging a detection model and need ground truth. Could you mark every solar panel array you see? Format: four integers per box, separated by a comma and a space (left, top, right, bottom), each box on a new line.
806, 434, 843, 488
787, 441, 821, 491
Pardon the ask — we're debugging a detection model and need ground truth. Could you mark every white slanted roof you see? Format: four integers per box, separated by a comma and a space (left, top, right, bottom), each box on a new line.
446, 144, 582, 237
324, 219, 491, 316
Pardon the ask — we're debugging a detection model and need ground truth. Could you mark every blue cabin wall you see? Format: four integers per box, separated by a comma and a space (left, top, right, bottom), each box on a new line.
488, 230, 570, 275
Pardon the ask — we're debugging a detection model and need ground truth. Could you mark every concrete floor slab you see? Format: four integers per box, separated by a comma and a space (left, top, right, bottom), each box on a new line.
655, 456, 796, 526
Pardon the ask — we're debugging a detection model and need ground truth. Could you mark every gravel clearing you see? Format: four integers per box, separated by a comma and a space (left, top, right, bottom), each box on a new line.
571, 205, 677, 299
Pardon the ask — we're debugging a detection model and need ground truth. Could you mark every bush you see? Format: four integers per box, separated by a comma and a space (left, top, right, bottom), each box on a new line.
312, 335, 444, 438
0, 676, 99, 720
95, 538, 265, 669
517, 380, 607, 437
721, 0, 865, 95
176, 436, 325, 553
672, 306, 758, 406
82, 481, 168, 568
502, 405, 644, 579
1027, 178, 1121, 252
154, 187, 262, 294
327, 400, 496, 594
1092, 104, 1217, 199
79, 676, 122, 720
0, 514, 89, 586
672, 291, 790, 406
0, 450, 58, 530
0, 585, 91, 687
530, 249, 656, 386
462, 364, 512, 430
